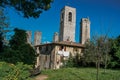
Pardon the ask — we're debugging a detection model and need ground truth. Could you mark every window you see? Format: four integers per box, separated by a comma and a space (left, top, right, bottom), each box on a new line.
59, 46, 64, 50
68, 12, 72, 22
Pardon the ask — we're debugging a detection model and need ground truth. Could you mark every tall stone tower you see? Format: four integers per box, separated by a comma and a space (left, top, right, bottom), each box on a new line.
26, 31, 32, 44
59, 6, 76, 42
34, 31, 42, 45
53, 32, 59, 42
80, 18, 90, 44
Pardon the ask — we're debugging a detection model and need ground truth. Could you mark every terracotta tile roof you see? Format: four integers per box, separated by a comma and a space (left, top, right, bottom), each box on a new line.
35, 41, 84, 48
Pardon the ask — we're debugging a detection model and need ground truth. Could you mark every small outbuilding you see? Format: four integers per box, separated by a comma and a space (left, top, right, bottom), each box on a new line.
35, 41, 84, 69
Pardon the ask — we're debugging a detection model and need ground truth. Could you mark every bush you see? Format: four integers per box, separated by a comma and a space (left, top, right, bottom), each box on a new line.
0, 62, 32, 80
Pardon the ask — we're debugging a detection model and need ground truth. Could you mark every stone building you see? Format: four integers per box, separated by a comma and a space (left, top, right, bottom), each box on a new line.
59, 6, 76, 42
34, 31, 42, 46
26, 31, 32, 44
35, 41, 84, 69
80, 18, 90, 44
34, 6, 90, 69
53, 32, 59, 42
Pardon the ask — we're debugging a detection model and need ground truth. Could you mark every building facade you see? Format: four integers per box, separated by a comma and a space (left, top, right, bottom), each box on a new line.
35, 41, 84, 69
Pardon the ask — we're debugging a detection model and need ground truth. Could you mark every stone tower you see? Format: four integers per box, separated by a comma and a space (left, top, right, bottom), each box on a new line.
80, 18, 90, 44
34, 31, 42, 45
26, 31, 32, 44
53, 32, 59, 42
59, 6, 76, 42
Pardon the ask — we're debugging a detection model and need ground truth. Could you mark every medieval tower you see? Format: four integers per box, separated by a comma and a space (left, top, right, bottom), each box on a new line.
53, 32, 59, 42
80, 18, 90, 44
26, 31, 32, 44
59, 6, 76, 42
34, 31, 42, 45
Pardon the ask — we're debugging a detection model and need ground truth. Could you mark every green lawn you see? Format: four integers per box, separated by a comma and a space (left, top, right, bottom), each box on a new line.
41, 68, 120, 80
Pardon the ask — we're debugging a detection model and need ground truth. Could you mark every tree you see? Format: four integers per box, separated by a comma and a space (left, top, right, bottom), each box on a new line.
9, 28, 36, 65
1, 28, 36, 65
9, 28, 27, 50
0, 33, 3, 52
109, 35, 120, 68
0, 8, 9, 52
83, 35, 111, 80
0, 0, 53, 18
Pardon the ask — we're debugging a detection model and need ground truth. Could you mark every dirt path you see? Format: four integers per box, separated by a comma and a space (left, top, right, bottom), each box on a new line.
35, 75, 48, 80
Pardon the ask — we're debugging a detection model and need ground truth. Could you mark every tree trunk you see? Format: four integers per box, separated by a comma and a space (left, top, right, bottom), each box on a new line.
104, 53, 107, 73
96, 56, 100, 80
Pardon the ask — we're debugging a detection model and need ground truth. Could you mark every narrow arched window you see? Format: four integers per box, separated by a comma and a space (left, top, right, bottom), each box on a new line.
68, 12, 72, 22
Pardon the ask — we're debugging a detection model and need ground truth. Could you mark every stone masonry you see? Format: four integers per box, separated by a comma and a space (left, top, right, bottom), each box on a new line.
59, 6, 76, 42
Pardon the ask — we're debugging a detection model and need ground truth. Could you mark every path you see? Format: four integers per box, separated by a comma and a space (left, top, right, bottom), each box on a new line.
35, 75, 48, 80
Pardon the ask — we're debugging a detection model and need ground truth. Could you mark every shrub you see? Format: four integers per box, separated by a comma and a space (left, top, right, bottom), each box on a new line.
0, 62, 32, 80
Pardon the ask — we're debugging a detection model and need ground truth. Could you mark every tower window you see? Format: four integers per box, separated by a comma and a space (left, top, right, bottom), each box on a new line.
68, 12, 72, 22
62, 13, 64, 20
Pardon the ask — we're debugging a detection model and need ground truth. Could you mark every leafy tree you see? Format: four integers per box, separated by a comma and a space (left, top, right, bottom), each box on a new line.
0, 8, 9, 53
0, 0, 53, 18
18, 43, 36, 65
1, 28, 36, 66
0, 48, 21, 64
9, 28, 36, 65
9, 28, 27, 50
0, 33, 3, 52
83, 35, 111, 80
109, 35, 120, 68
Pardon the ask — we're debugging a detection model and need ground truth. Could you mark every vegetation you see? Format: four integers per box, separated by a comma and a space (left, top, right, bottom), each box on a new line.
0, 0, 53, 18
41, 68, 120, 80
0, 28, 36, 65
0, 33, 3, 52
109, 35, 120, 68
64, 35, 120, 80
0, 62, 32, 80
0, 8, 9, 52
0, 8, 36, 79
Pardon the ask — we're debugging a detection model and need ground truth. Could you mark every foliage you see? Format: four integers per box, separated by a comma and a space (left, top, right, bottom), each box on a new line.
0, 48, 21, 64
0, 8, 9, 52
82, 36, 111, 67
0, 8, 9, 29
0, 0, 53, 18
41, 68, 120, 80
81, 35, 111, 80
109, 35, 120, 68
64, 53, 81, 68
65, 53, 75, 67
9, 28, 27, 50
0, 62, 32, 80
9, 28, 36, 65
18, 43, 36, 65
0, 32, 3, 52
0, 28, 36, 66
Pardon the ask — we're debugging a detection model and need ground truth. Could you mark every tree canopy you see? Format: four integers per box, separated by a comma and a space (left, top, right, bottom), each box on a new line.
109, 35, 120, 68
0, 28, 36, 65
0, 8, 9, 52
0, 0, 53, 18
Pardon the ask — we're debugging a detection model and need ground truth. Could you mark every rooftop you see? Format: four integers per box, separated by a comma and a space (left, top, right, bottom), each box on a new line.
35, 41, 84, 48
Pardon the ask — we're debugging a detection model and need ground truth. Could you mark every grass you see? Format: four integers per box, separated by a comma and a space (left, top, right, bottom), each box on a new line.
41, 68, 120, 80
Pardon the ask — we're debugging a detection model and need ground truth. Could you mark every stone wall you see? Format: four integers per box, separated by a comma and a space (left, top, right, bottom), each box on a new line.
36, 44, 83, 70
